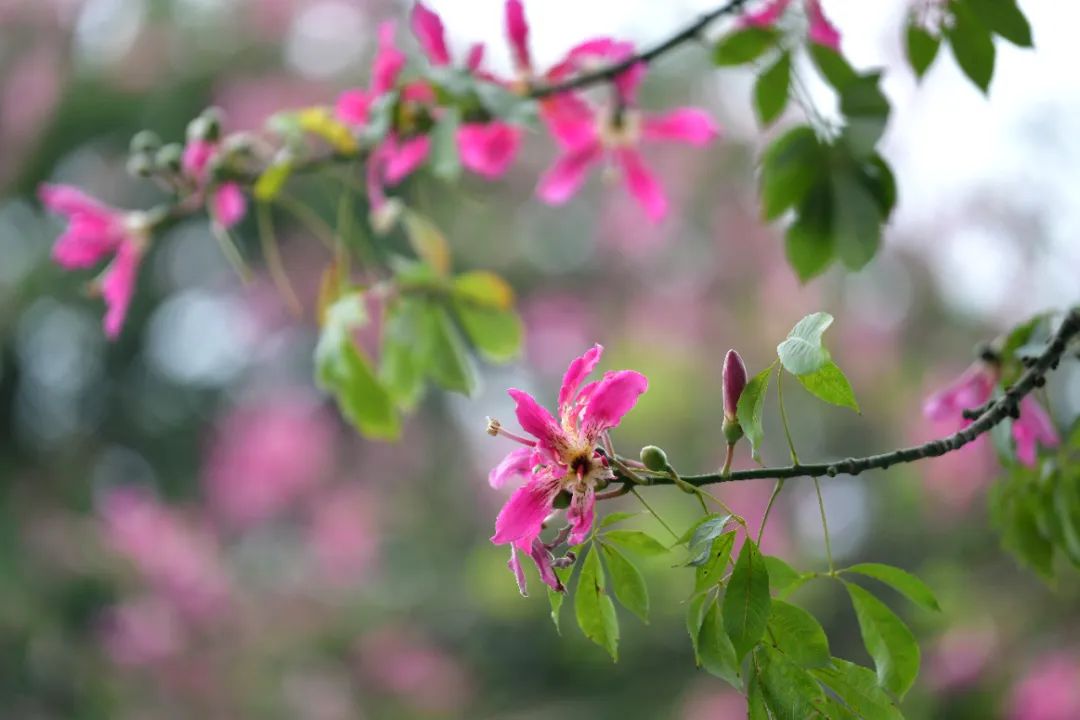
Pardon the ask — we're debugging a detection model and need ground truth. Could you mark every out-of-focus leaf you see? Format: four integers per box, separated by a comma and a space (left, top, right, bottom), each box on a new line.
687, 591, 711, 665
832, 164, 883, 270
756, 645, 827, 719
859, 154, 898, 217
379, 297, 428, 409
699, 599, 741, 688
423, 304, 477, 395
843, 563, 941, 612
845, 582, 920, 698
453, 300, 523, 363
401, 211, 452, 276
714, 27, 778, 66
760, 125, 824, 220
948, 1, 996, 93
737, 366, 774, 461
786, 181, 835, 282
430, 106, 462, 181
767, 600, 831, 668
812, 658, 905, 720
754, 51, 791, 126
797, 359, 860, 412
601, 542, 649, 623
599, 512, 641, 529
967, 0, 1032, 47
452, 271, 515, 310
777, 312, 834, 376
297, 107, 358, 154
906, 22, 941, 78
253, 156, 293, 201
575, 544, 619, 660
723, 538, 771, 661
839, 73, 890, 159
809, 44, 858, 91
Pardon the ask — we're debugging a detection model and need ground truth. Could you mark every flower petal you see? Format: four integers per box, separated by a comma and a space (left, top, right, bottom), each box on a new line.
1019, 396, 1060, 446
523, 537, 564, 593
38, 183, 110, 218
335, 88, 372, 127
536, 141, 602, 206
456, 122, 522, 179
505, 0, 532, 73
101, 241, 142, 339
741, 0, 792, 27
614, 147, 668, 222
212, 183, 247, 229
410, 1, 451, 66
489, 446, 536, 489
507, 545, 528, 595
371, 21, 406, 95
465, 42, 486, 73
383, 135, 431, 185
566, 486, 596, 545
507, 388, 562, 447
181, 139, 217, 181
923, 366, 994, 423
51, 215, 122, 268
540, 94, 598, 151
558, 344, 603, 415
491, 473, 561, 545
581, 369, 649, 436
806, 0, 841, 50
642, 108, 721, 146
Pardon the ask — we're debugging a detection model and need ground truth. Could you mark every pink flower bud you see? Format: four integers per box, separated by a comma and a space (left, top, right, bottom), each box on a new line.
722, 349, 747, 422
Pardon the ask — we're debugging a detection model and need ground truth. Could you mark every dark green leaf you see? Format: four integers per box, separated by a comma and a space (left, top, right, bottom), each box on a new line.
844, 563, 941, 612
699, 599, 742, 688
948, 1, 996, 93
967, 0, 1032, 47
832, 166, 883, 270
604, 529, 669, 557
767, 600, 831, 668
755, 51, 791, 126
797, 360, 860, 412
723, 539, 771, 661
687, 591, 711, 664
574, 545, 619, 660
695, 531, 736, 593
845, 582, 920, 698
992, 481, 1055, 579
809, 44, 859, 91
812, 658, 905, 720
839, 73, 891, 158
777, 312, 834, 375
760, 126, 825, 220
786, 181, 835, 282
858, 154, 898, 217
906, 22, 941, 78
601, 543, 649, 623
548, 565, 571, 633
714, 27, 778, 66
757, 645, 827, 720
736, 366, 774, 461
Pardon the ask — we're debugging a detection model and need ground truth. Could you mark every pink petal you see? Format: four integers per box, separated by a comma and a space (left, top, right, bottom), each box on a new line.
335, 89, 372, 127
614, 147, 668, 222
523, 537, 563, 593
558, 38, 643, 104
540, 94, 598, 150
51, 215, 123, 269
212, 183, 247, 229
536, 141, 603, 206
491, 473, 562, 545
923, 367, 994, 423
507, 388, 563, 448
642, 107, 721, 146
182, 139, 217, 181
806, 0, 841, 50
558, 343, 603, 415
410, 2, 451, 66
1019, 396, 1060, 446
489, 446, 536, 489
401, 80, 437, 104
465, 42, 486, 73
505, 0, 532, 73
581, 369, 649, 436
101, 240, 142, 339
38, 183, 111, 218
371, 21, 406, 95
566, 486, 596, 545
456, 122, 522, 179
741, 0, 792, 27
507, 545, 529, 595
383, 135, 431, 185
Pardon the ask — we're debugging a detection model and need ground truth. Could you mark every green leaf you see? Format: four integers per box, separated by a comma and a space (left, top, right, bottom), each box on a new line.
604, 530, 669, 557
547, 565, 572, 634
682, 513, 734, 551
253, 157, 293, 201
763, 555, 804, 598
713, 27, 778, 66
845, 582, 921, 698
600, 543, 649, 623
777, 312, 834, 376
430, 106, 462, 181
723, 538, 771, 661
736, 366, 773, 461
756, 645, 827, 720
453, 300, 523, 363
695, 531, 736, 593
809, 44, 859, 91
401, 211, 452, 276
839, 73, 891, 159
844, 563, 941, 612
379, 298, 427, 410
906, 22, 941, 78
754, 51, 791, 126
796, 360, 860, 412
992, 482, 1055, 579
600, 511, 641, 529
767, 600, 831, 668
786, 181, 835, 282
452, 271, 516, 309
315, 294, 400, 440
699, 599, 742, 688
747, 669, 770, 720
687, 591, 711, 665
574, 545, 619, 660
948, 1, 996, 93
812, 658, 905, 720
424, 305, 478, 395
859, 154, 898, 218
760, 126, 825, 220
967, 0, 1032, 47
832, 164, 884, 270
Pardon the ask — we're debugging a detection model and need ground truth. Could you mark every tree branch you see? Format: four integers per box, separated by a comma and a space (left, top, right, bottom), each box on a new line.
621, 308, 1080, 488
528, 0, 752, 99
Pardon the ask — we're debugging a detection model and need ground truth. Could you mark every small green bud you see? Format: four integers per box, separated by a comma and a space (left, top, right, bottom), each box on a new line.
154, 143, 183, 172
552, 490, 572, 509
126, 154, 154, 178
129, 130, 161, 155
722, 416, 744, 445
187, 107, 223, 142
640, 445, 669, 472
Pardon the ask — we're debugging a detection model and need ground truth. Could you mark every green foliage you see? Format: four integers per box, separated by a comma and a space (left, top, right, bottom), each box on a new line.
763, 555, 808, 599
599, 511, 641, 528
429, 106, 462, 181
755, 645, 827, 719
845, 582, 921, 698
813, 659, 906, 720
760, 126, 824, 221
687, 591, 711, 666
722, 538, 771, 662
603, 529, 669, 557
698, 597, 742, 687
737, 366, 774, 461
905, 23, 941, 79
843, 563, 941, 612
574, 544, 620, 660
713, 27, 778, 66
947, 1, 996, 93
967, 0, 1033, 47
767, 600, 831, 668
600, 543, 650, 623
451, 272, 524, 363
253, 156, 293, 201
694, 532, 736, 593
548, 565, 573, 634
754, 52, 791, 126
777, 312, 834, 375
797, 360, 860, 412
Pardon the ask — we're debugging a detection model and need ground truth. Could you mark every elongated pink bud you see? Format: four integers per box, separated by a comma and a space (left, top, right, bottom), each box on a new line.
722, 349, 747, 422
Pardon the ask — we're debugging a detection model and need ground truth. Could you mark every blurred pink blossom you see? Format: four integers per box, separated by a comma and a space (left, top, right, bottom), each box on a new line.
1009, 653, 1080, 720
203, 397, 336, 530
357, 628, 472, 714
681, 684, 747, 720
307, 484, 379, 583
926, 626, 997, 693
742, 0, 841, 50
522, 293, 595, 375
100, 595, 184, 667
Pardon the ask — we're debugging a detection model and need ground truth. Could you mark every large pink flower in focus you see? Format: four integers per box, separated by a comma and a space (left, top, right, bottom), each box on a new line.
38, 183, 145, 339
742, 0, 841, 51
489, 344, 648, 594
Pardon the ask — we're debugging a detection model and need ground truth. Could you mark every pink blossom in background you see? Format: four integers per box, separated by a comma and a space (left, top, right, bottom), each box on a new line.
0, 44, 62, 185
99, 487, 230, 620
681, 684, 747, 720
307, 484, 379, 583
410, 2, 452, 66
490, 344, 648, 594
742, 0, 793, 27
504, 0, 532, 77
357, 628, 472, 714
923, 364, 995, 424
1013, 395, 1060, 467
740, 0, 841, 50
100, 596, 184, 667
214, 75, 336, 132
522, 293, 595, 375
455, 121, 523, 179
181, 136, 248, 229
926, 626, 998, 693
202, 397, 335, 530
1009, 653, 1080, 720
38, 184, 145, 338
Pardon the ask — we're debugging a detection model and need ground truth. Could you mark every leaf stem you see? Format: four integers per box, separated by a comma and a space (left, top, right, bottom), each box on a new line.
813, 477, 835, 574
757, 478, 785, 544
777, 367, 800, 465
630, 487, 679, 541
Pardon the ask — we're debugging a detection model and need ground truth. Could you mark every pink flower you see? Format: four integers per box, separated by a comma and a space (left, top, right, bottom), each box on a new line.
181, 137, 248, 229
923, 364, 995, 423
489, 344, 648, 594
505, 0, 531, 76
741, 0, 841, 51
358, 628, 472, 714
333, 22, 406, 128
307, 484, 379, 583
722, 349, 748, 422
455, 121, 522, 179
1013, 396, 1060, 468
212, 182, 247, 228
38, 183, 145, 339
742, 0, 793, 27
1009, 653, 1080, 720
410, 2, 452, 67
537, 104, 720, 222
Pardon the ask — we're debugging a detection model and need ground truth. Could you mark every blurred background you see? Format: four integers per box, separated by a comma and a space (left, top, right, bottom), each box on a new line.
2, 0, 1080, 717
